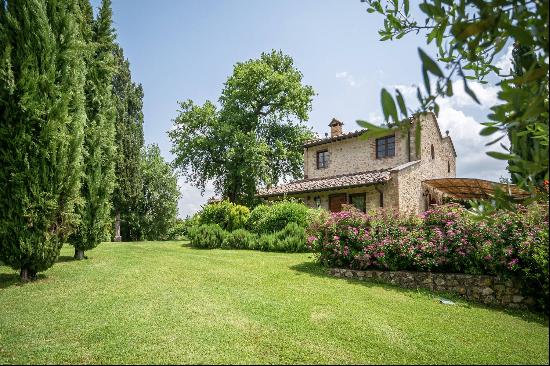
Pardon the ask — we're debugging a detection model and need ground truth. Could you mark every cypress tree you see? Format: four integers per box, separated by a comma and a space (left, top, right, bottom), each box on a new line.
112, 45, 145, 242
69, 0, 116, 259
0, 0, 86, 280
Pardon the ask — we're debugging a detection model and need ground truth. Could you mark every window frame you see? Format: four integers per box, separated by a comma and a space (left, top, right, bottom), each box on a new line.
348, 193, 367, 213
375, 135, 396, 159
316, 149, 329, 169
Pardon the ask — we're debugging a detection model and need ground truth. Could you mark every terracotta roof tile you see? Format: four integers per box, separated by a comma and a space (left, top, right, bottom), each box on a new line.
257, 169, 391, 197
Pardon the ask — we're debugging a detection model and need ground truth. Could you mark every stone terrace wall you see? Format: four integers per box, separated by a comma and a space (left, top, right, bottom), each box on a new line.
330, 268, 535, 309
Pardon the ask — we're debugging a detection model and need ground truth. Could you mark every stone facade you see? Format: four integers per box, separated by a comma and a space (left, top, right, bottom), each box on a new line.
260, 112, 457, 214
330, 268, 536, 309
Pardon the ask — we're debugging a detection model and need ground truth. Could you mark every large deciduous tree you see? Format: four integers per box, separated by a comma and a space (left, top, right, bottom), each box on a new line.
112, 44, 145, 241
169, 50, 315, 206
0, 0, 86, 280
137, 144, 180, 241
69, 0, 117, 259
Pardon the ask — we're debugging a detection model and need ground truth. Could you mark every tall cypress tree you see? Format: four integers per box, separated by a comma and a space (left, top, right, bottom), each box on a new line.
0, 0, 86, 280
112, 44, 145, 242
69, 0, 116, 259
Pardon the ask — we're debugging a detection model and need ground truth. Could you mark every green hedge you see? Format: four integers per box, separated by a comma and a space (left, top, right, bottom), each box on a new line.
188, 223, 307, 253
199, 200, 250, 231
247, 200, 310, 234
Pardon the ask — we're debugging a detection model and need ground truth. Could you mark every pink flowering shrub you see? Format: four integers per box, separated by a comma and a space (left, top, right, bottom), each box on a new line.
307, 203, 549, 311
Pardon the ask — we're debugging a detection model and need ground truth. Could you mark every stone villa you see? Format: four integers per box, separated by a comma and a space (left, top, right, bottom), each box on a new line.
257, 112, 458, 213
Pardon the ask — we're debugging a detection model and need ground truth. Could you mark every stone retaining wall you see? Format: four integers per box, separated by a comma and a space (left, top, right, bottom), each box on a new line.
329, 268, 535, 309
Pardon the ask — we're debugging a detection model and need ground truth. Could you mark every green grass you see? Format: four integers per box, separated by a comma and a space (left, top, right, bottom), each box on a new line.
0, 242, 548, 364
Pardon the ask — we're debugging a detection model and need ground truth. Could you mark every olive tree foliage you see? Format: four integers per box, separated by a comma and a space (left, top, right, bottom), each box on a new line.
111, 44, 145, 241
359, 0, 548, 208
169, 50, 315, 206
69, 0, 117, 259
0, 0, 86, 280
137, 144, 180, 241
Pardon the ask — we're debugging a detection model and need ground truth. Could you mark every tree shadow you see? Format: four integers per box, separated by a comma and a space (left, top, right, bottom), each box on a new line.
0, 272, 47, 289
56, 256, 76, 263
289, 261, 548, 326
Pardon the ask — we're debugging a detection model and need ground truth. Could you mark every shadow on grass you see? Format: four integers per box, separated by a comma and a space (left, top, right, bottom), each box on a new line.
289, 261, 548, 326
0, 272, 48, 289
56, 256, 76, 263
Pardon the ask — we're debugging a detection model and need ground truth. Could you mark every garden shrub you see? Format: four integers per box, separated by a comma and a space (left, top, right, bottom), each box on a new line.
307, 203, 549, 312
222, 229, 258, 249
272, 222, 307, 252
247, 200, 310, 234
199, 200, 250, 231
187, 224, 227, 249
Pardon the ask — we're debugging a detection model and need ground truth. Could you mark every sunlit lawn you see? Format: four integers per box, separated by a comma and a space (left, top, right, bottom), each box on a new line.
0, 242, 548, 364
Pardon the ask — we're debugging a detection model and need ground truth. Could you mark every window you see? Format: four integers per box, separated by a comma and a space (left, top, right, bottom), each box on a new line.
316, 150, 329, 169
379, 191, 384, 207
431, 144, 435, 159
314, 196, 321, 208
448, 161, 451, 173
349, 193, 366, 213
376, 135, 395, 158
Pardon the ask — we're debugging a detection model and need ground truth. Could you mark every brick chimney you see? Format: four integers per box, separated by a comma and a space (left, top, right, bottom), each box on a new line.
329, 118, 343, 137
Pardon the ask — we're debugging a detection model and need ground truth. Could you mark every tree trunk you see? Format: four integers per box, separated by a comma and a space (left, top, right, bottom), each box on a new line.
114, 211, 122, 242
20, 267, 30, 282
20, 267, 37, 282
74, 248, 85, 260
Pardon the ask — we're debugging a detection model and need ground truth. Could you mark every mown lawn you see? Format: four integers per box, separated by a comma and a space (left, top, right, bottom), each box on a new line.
0, 242, 548, 364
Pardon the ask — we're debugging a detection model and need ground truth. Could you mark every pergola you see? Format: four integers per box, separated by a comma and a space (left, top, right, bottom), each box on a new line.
422, 178, 529, 201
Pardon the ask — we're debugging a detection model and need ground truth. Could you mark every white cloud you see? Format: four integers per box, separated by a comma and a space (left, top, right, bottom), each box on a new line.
437, 98, 509, 181
450, 80, 500, 108
177, 178, 215, 218
388, 81, 509, 181
495, 44, 514, 76
335, 71, 359, 87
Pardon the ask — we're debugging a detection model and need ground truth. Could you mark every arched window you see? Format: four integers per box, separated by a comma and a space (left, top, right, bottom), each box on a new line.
431, 144, 435, 159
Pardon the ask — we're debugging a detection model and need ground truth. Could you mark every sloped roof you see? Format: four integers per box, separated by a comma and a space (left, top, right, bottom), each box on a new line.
257, 169, 391, 197
303, 130, 367, 148
423, 178, 529, 200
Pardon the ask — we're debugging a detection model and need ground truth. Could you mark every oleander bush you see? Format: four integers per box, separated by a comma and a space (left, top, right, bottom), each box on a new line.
307, 203, 549, 311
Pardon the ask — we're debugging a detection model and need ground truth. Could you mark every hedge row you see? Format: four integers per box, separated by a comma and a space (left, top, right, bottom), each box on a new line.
187, 222, 308, 252
197, 199, 312, 234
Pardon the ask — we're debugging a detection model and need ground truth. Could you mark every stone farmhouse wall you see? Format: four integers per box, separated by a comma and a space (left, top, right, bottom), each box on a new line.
298, 113, 457, 213
394, 113, 457, 213
330, 268, 536, 309
304, 129, 409, 180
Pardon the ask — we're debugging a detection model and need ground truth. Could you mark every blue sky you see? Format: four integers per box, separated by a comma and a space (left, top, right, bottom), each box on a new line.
96, 0, 512, 217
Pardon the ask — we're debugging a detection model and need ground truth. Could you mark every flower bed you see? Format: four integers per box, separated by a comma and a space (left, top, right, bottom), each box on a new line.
307, 204, 549, 311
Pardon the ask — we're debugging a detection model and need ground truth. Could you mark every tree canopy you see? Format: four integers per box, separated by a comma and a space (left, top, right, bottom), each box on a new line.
136, 144, 180, 241
112, 44, 145, 241
69, 0, 117, 259
0, 0, 87, 279
169, 50, 315, 205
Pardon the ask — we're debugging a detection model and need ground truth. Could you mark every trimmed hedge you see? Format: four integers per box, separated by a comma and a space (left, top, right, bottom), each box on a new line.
188, 223, 307, 253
